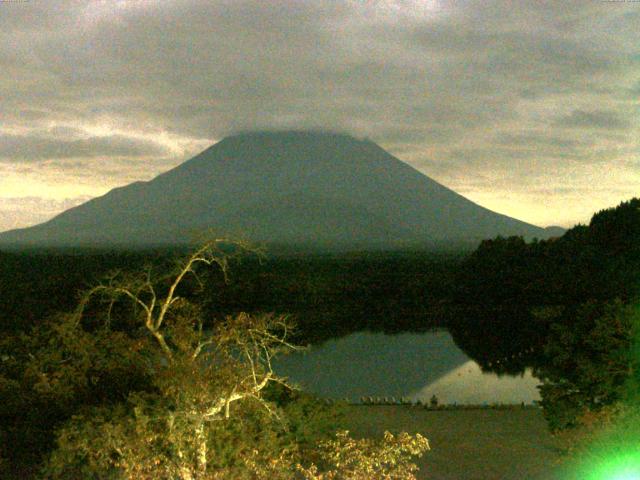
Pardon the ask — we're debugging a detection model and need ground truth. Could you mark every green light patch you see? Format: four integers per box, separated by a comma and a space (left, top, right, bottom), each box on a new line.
585, 452, 640, 480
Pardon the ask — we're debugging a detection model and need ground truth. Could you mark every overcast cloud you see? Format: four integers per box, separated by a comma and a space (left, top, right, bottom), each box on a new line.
1, 0, 638, 231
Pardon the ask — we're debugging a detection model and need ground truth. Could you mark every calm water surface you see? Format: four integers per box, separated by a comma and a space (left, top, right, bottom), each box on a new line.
273, 330, 541, 404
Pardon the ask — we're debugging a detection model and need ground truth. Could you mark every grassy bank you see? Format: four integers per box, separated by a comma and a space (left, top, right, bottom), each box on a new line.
343, 405, 565, 480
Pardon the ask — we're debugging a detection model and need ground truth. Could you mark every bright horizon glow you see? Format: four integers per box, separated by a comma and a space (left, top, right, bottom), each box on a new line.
1, 1, 637, 233
0, 134, 616, 234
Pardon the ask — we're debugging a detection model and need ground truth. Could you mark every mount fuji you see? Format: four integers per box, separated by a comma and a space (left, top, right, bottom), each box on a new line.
0, 131, 556, 250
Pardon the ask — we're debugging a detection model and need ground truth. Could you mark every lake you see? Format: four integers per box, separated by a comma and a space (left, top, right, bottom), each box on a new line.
273, 329, 541, 404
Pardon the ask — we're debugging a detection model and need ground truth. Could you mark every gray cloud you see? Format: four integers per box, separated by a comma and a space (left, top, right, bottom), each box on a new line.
495, 133, 589, 150
0, 132, 169, 161
0, 0, 639, 229
556, 110, 631, 130
555, 109, 632, 130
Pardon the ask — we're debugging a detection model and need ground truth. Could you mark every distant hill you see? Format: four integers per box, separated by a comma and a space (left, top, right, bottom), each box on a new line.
0, 131, 556, 250
544, 226, 567, 238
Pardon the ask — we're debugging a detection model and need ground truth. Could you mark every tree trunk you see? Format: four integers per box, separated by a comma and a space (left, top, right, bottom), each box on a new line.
195, 422, 208, 477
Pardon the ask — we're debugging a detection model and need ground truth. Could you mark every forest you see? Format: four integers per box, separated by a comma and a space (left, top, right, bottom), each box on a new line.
1, 197, 639, 478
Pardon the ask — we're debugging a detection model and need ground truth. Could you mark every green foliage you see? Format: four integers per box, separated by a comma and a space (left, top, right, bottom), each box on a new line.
44, 390, 302, 480
40, 309, 302, 478
450, 198, 640, 370
450, 197, 640, 433
536, 300, 636, 431
2, 240, 430, 479
38, 308, 424, 479
268, 386, 346, 451
0, 313, 155, 478
297, 430, 430, 480
548, 301, 640, 476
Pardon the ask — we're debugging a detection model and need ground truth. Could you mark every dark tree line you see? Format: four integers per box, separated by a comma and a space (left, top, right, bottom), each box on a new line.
0, 249, 462, 342
448, 198, 640, 430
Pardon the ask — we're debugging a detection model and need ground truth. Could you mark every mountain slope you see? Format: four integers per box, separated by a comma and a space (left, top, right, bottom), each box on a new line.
0, 131, 552, 249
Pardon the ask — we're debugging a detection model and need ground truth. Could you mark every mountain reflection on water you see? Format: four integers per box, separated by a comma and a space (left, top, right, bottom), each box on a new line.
273, 330, 541, 404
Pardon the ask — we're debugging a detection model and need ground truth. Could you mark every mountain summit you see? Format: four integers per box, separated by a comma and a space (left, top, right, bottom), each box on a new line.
0, 131, 552, 249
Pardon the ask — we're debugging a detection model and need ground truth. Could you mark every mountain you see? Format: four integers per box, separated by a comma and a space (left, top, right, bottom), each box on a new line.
543, 226, 567, 238
0, 131, 555, 250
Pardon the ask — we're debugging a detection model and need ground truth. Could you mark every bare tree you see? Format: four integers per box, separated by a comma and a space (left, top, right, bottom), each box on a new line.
43, 239, 430, 480
51, 239, 300, 479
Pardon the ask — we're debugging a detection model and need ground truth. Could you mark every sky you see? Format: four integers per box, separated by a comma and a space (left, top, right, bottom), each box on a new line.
1, 0, 638, 232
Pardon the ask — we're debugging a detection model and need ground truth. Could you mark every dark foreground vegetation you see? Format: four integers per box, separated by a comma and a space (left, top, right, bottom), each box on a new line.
0, 241, 429, 479
1, 197, 639, 477
450, 198, 640, 432
0, 247, 463, 342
